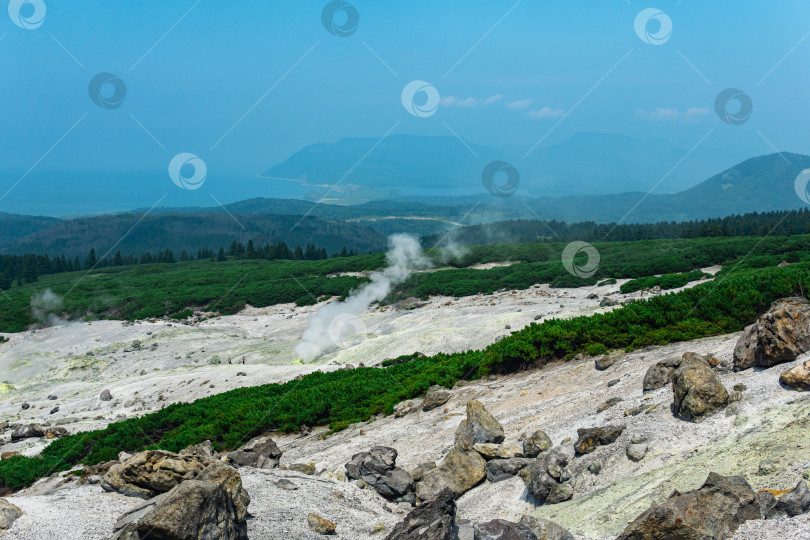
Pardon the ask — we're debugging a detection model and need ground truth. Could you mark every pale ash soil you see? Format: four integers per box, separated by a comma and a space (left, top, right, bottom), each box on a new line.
2, 268, 808, 539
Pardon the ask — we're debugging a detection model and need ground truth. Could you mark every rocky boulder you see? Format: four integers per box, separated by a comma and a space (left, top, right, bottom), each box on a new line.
0, 498, 22, 534
780, 360, 810, 390
473, 442, 524, 460
307, 513, 337, 535
100, 389, 113, 401
415, 449, 486, 501
522, 430, 552, 458
617, 472, 762, 540
474, 519, 537, 540
518, 516, 574, 540
733, 297, 810, 371
194, 462, 251, 523
110, 480, 247, 540
672, 353, 729, 421
594, 356, 615, 370
486, 458, 533, 483
768, 480, 810, 518
422, 385, 452, 411
454, 401, 504, 451
574, 425, 625, 455
345, 446, 414, 502
179, 439, 216, 460
10, 423, 43, 441
102, 450, 212, 499
385, 488, 455, 540
519, 449, 573, 505
642, 356, 681, 392
226, 435, 282, 469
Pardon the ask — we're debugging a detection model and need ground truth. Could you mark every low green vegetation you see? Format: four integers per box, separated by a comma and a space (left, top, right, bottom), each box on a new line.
4, 234, 810, 333
2, 261, 808, 491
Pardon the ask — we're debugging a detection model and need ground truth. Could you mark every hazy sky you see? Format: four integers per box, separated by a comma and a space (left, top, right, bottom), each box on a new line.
2, 0, 809, 212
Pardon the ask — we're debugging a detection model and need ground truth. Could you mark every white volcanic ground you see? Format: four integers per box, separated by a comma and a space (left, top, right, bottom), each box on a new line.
1, 266, 808, 539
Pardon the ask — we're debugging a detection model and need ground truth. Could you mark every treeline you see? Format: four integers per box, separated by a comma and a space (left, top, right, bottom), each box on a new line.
0, 240, 358, 289
425, 208, 810, 246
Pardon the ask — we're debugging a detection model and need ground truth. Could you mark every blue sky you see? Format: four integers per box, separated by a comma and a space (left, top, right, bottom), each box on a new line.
1, 0, 809, 212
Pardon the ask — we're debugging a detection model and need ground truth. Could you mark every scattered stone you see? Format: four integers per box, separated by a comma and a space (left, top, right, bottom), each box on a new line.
734, 383, 747, 392
616, 472, 761, 540
596, 397, 623, 413
385, 488, 455, 540
10, 423, 44, 441
345, 446, 414, 502
672, 352, 729, 421
50, 406, 59, 414
588, 461, 602, 475
518, 515, 574, 540
102, 450, 212, 498
624, 405, 650, 417
600, 297, 620, 307
307, 513, 337, 535
179, 440, 216, 460
100, 389, 113, 401
110, 479, 247, 540
47, 395, 57, 400
454, 401, 504, 451
485, 458, 533, 483
1, 452, 20, 460
473, 441, 524, 460
780, 360, 810, 390
595, 356, 615, 370
522, 430, 552, 458
275, 479, 298, 490
728, 390, 743, 402
422, 385, 452, 411
236, 371, 247, 376
734, 297, 810, 370
287, 462, 317, 476
43, 426, 68, 439
607, 378, 620, 387
642, 356, 681, 391
474, 519, 536, 540
0, 498, 22, 533
519, 448, 572, 505
626, 438, 648, 462
20, 403, 29, 410
574, 425, 625, 455
408, 462, 436, 483
415, 449, 486, 501
394, 401, 417, 418
227, 435, 282, 469
768, 480, 810, 518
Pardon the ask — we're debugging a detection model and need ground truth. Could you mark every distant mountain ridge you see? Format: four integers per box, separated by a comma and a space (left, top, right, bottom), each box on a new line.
261, 132, 732, 197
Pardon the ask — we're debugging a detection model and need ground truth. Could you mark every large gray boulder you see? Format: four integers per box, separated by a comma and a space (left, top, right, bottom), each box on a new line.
518, 516, 574, 540
768, 480, 810, 518
486, 458, 533, 483
101, 450, 213, 499
454, 401, 504, 451
422, 385, 452, 411
522, 430, 552, 458
0, 498, 22, 533
780, 360, 810, 391
10, 423, 43, 441
617, 472, 761, 540
194, 462, 251, 523
110, 480, 247, 540
385, 488, 455, 540
415, 449, 486, 501
672, 353, 729, 421
519, 449, 573, 505
642, 356, 682, 392
345, 446, 414, 502
227, 435, 282, 469
474, 519, 537, 540
733, 297, 810, 371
